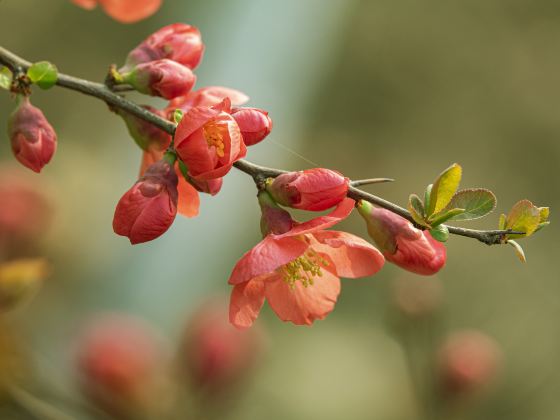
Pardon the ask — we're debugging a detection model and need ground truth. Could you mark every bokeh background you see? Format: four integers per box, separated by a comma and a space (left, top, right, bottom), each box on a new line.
0, 0, 559, 419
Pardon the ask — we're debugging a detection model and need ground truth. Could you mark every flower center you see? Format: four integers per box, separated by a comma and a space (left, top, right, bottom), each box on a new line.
203, 122, 225, 158
281, 250, 329, 289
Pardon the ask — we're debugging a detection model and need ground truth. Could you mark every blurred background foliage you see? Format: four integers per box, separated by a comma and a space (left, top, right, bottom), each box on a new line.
0, 0, 558, 419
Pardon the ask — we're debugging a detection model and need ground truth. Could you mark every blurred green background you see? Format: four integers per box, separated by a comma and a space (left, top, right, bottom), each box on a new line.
0, 0, 558, 419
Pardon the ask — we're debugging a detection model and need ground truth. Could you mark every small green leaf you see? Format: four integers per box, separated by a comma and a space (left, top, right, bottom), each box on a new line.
408, 194, 429, 227
173, 109, 184, 124
538, 207, 549, 223
441, 188, 497, 221
0, 66, 12, 90
429, 208, 465, 226
27, 61, 58, 90
498, 213, 507, 230
428, 163, 462, 216
430, 225, 449, 242
424, 184, 432, 213
508, 240, 526, 263
505, 200, 541, 239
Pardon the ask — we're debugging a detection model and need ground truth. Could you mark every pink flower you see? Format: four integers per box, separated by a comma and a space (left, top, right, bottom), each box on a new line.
357, 201, 446, 275
231, 107, 272, 146
266, 168, 349, 211
8, 97, 57, 173
174, 98, 246, 181
76, 314, 169, 417
181, 299, 263, 392
139, 151, 201, 218
229, 195, 384, 328
72, 0, 162, 24
438, 330, 502, 396
168, 86, 249, 114
122, 59, 196, 100
113, 160, 178, 244
122, 23, 204, 70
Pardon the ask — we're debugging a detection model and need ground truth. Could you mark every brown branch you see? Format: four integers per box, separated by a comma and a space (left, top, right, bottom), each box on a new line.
0, 46, 515, 245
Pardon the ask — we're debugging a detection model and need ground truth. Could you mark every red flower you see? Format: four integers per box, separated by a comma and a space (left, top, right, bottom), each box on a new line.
8, 97, 57, 173
231, 107, 272, 146
121, 23, 204, 70
72, 0, 162, 23
357, 201, 446, 275
168, 86, 249, 114
174, 98, 245, 181
180, 299, 263, 392
229, 195, 384, 328
123, 59, 196, 100
76, 314, 169, 417
266, 168, 349, 211
113, 160, 178, 244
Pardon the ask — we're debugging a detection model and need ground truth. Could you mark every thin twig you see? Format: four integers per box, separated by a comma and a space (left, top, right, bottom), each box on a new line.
0, 46, 516, 245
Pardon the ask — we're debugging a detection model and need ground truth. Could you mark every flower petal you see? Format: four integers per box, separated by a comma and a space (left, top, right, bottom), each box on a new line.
228, 236, 308, 285
387, 231, 446, 275
264, 267, 340, 326
176, 170, 200, 218
99, 0, 162, 23
229, 280, 266, 330
274, 198, 355, 239
311, 230, 385, 278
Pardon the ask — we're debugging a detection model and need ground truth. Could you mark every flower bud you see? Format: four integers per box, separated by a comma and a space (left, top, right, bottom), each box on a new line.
76, 314, 171, 418
72, 0, 162, 23
357, 201, 446, 275
231, 107, 272, 146
438, 330, 502, 397
0, 258, 49, 313
266, 168, 349, 211
117, 106, 171, 152
122, 23, 204, 71
258, 190, 294, 236
113, 160, 178, 244
180, 299, 263, 393
7, 97, 57, 173
122, 59, 196, 100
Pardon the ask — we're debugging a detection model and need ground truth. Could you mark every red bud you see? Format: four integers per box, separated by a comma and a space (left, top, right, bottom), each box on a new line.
231, 107, 272, 146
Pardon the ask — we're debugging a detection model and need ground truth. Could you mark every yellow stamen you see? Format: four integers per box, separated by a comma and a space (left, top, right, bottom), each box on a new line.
203, 122, 225, 158
281, 249, 329, 289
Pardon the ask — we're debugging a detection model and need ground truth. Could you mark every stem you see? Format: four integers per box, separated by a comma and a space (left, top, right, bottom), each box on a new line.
0, 46, 515, 246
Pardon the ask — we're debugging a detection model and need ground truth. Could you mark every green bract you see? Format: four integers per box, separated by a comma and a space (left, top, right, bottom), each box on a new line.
0, 66, 12, 90
27, 61, 58, 90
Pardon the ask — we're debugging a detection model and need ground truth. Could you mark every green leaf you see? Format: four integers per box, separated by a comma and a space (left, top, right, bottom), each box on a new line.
441, 188, 497, 221
428, 163, 462, 216
430, 225, 449, 242
0, 66, 12, 90
505, 199, 541, 239
508, 240, 526, 263
429, 208, 465, 226
27, 61, 58, 90
424, 184, 432, 213
498, 213, 507, 230
173, 109, 184, 124
408, 194, 429, 227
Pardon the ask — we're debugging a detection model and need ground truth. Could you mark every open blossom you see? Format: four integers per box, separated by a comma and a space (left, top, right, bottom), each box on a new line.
72, 0, 162, 23
357, 201, 446, 275
113, 160, 178, 244
168, 86, 249, 114
230, 107, 272, 146
174, 98, 245, 181
122, 23, 204, 71
229, 194, 384, 328
76, 314, 170, 418
122, 59, 196, 100
8, 97, 57, 173
267, 168, 349, 211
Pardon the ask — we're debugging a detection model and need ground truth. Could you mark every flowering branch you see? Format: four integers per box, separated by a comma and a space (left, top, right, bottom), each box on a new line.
0, 45, 524, 246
